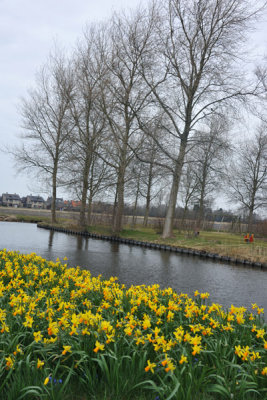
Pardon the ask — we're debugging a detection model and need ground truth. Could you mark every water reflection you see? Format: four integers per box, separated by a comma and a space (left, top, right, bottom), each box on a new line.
0, 221, 266, 317
76, 235, 83, 250
48, 230, 54, 248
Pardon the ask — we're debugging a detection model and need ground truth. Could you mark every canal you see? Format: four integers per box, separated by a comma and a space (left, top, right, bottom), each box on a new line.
0, 221, 266, 315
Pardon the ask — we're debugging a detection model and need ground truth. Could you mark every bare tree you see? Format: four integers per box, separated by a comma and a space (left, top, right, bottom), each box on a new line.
140, 0, 265, 237
86, 156, 114, 225
190, 115, 231, 228
126, 163, 143, 227
225, 125, 267, 232
64, 25, 108, 228
179, 163, 199, 225
14, 51, 74, 223
99, 7, 155, 234
135, 134, 170, 227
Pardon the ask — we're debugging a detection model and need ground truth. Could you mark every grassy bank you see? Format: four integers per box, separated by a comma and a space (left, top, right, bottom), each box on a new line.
0, 250, 266, 399
0, 214, 50, 224
0, 212, 70, 226
1, 209, 266, 263
41, 223, 267, 264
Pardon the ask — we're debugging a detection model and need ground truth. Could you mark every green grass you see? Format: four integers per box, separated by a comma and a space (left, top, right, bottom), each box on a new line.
121, 227, 159, 242
84, 226, 267, 263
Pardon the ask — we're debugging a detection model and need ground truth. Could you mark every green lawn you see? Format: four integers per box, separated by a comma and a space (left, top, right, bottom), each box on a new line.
86, 225, 267, 263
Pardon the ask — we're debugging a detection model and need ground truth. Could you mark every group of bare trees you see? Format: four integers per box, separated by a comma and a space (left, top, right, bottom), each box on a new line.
14, 0, 267, 235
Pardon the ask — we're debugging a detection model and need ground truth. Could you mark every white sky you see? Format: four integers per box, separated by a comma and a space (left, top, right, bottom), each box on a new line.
0, 0, 267, 205
0, 0, 146, 198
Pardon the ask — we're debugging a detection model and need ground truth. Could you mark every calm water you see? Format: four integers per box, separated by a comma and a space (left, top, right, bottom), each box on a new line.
0, 221, 266, 315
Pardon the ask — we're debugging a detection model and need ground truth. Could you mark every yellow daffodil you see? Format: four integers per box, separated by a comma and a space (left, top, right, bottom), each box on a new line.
37, 358, 44, 369
192, 345, 202, 356
256, 329, 265, 339
44, 376, 50, 385
33, 331, 43, 343
93, 341, 104, 353
236, 314, 245, 325
250, 352, 261, 361
179, 355, 188, 364
62, 345, 72, 355
145, 360, 156, 373
5, 356, 14, 370
165, 360, 175, 373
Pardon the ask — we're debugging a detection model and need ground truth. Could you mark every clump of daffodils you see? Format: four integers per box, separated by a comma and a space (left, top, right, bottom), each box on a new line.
0, 249, 266, 398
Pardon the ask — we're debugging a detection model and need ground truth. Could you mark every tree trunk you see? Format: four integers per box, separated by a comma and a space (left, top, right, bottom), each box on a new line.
112, 167, 125, 235
51, 164, 58, 224
197, 189, 205, 230
87, 190, 93, 226
162, 140, 187, 238
131, 198, 138, 227
112, 130, 128, 235
143, 196, 151, 227
248, 207, 254, 233
143, 161, 153, 227
79, 155, 91, 229
181, 204, 188, 230
112, 186, 118, 229
131, 191, 138, 228
131, 168, 141, 228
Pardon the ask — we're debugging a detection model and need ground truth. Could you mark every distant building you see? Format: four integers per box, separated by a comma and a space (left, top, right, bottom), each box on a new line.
63, 200, 70, 210
46, 197, 64, 210
21, 197, 27, 208
71, 200, 81, 210
1, 193, 22, 208
62, 200, 81, 211
25, 195, 45, 209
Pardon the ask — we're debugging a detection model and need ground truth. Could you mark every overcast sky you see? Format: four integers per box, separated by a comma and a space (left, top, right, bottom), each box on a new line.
0, 0, 267, 203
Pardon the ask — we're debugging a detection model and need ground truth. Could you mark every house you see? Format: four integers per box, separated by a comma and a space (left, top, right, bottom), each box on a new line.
62, 200, 81, 211
46, 197, 64, 210
71, 200, 81, 210
1, 193, 22, 208
21, 197, 27, 208
25, 195, 45, 209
